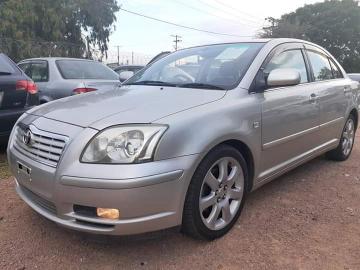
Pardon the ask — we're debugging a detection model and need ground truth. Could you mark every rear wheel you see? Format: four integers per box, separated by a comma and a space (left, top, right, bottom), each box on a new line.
326, 115, 356, 161
182, 145, 248, 240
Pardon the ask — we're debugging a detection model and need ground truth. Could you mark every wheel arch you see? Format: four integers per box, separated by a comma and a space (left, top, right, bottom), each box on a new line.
198, 139, 255, 192
349, 108, 358, 129
221, 140, 255, 192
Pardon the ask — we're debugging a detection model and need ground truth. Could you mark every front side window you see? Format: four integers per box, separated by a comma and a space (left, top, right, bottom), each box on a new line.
125, 43, 265, 90
264, 50, 309, 83
307, 51, 333, 81
56, 60, 119, 80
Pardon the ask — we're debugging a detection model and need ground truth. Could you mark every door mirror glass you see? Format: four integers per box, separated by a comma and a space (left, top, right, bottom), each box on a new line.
119, 70, 134, 82
267, 68, 301, 87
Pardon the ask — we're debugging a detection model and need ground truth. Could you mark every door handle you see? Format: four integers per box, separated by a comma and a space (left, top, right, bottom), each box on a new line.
309, 93, 319, 103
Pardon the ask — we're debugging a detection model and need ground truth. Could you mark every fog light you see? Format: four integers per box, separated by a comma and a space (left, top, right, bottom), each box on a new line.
96, 208, 120, 219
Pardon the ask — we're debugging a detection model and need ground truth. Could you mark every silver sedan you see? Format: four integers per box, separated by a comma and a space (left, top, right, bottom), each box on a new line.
18, 58, 121, 103
7, 38, 359, 240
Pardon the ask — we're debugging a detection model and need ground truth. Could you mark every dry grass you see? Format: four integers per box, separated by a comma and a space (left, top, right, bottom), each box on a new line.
0, 153, 11, 179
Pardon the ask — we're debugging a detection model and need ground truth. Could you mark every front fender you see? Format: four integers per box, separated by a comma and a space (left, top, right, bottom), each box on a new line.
154, 91, 263, 177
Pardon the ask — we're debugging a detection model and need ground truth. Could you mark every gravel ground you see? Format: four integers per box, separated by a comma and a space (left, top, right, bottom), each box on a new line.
0, 135, 359, 270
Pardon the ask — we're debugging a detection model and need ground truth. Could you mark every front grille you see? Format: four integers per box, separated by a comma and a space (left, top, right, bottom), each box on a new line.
20, 185, 57, 215
14, 125, 67, 167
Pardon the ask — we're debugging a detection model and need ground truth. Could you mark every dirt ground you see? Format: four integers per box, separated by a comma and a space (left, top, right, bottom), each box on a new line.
0, 135, 359, 270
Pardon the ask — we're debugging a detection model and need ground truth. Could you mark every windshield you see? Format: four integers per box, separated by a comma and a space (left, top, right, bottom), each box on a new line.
125, 43, 264, 90
56, 60, 119, 80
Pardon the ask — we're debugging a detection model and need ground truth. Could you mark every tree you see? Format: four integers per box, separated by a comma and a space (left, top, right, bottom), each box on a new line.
0, 0, 119, 61
260, 0, 360, 73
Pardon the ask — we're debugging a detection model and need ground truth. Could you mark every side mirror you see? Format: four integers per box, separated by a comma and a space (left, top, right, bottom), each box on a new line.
119, 71, 134, 82
267, 68, 301, 87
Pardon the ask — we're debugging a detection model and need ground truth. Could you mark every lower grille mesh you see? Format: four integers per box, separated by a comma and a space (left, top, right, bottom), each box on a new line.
20, 185, 57, 215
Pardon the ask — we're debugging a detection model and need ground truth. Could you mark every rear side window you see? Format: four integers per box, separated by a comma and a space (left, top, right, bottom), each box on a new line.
56, 60, 119, 80
0, 54, 16, 74
31, 62, 49, 82
264, 50, 309, 83
307, 51, 333, 81
329, 59, 343, 79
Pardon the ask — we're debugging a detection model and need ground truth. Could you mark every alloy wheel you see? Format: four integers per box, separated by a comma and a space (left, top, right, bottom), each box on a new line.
199, 157, 244, 231
342, 118, 355, 156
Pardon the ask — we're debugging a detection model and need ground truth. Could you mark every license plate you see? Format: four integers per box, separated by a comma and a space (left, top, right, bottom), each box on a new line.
17, 161, 31, 176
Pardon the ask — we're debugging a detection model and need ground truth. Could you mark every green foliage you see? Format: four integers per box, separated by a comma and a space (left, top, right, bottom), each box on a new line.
260, 0, 360, 73
0, 0, 119, 61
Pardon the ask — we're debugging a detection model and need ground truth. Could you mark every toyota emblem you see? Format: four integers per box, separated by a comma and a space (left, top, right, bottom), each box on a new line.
22, 129, 32, 145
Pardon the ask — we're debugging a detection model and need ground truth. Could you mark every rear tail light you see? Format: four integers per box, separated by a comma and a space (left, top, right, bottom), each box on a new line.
16, 80, 38, 94
73, 87, 97, 95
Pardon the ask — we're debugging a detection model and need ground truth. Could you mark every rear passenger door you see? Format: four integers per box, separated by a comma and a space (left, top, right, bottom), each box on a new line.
305, 45, 349, 144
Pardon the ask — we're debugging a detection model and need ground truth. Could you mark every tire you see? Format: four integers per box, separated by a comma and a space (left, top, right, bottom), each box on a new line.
326, 114, 356, 161
181, 145, 248, 240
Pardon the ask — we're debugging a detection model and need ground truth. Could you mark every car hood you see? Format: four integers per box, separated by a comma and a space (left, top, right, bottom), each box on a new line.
27, 85, 226, 129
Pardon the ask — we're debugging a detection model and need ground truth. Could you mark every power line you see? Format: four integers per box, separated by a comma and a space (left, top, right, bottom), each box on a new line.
119, 7, 255, 38
213, 0, 265, 21
172, 0, 260, 28
196, 0, 263, 25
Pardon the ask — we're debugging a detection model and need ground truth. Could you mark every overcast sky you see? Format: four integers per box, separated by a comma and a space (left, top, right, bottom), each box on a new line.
107, 0, 323, 64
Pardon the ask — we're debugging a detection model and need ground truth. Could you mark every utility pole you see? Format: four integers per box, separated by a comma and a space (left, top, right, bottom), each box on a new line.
132, 51, 134, 65
86, 37, 91, 59
171, 35, 182, 51
114, 45, 121, 65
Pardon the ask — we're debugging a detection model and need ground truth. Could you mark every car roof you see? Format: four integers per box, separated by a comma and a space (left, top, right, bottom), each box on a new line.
174, 38, 323, 51
114, 65, 144, 69
18, 57, 99, 63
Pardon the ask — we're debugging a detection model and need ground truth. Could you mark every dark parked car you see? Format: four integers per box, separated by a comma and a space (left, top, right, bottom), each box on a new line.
147, 51, 171, 66
114, 65, 144, 82
0, 53, 39, 142
113, 52, 173, 83
348, 73, 360, 82
18, 58, 121, 104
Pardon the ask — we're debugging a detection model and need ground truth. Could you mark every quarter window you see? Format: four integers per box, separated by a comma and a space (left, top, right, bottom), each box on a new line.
18, 61, 49, 82
307, 51, 333, 81
18, 62, 32, 76
329, 59, 343, 79
264, 50, 309, 84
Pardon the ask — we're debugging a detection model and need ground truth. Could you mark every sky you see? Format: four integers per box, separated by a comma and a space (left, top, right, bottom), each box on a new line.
106, 0, 323, 64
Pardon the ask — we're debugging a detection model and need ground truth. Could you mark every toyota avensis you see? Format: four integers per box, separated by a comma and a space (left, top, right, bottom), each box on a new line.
7, 39, 359, 240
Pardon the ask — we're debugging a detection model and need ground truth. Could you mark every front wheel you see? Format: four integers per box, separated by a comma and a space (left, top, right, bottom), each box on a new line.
181, 145, 248, 240
326, 115, 356, 161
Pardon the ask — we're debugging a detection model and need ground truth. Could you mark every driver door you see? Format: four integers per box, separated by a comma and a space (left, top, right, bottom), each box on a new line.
258, 43, 321, 180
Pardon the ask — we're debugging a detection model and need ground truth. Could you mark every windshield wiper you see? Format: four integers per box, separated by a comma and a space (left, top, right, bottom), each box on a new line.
124, 80, 178, 87
177, 83, 225, 90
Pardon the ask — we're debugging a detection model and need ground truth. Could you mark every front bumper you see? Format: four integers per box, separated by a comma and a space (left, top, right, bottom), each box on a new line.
7, 114, 200, 235
8, 143, 199, 235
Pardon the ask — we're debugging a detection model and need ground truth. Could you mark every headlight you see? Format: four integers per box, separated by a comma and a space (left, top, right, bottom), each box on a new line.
81, 125, 168, 164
